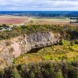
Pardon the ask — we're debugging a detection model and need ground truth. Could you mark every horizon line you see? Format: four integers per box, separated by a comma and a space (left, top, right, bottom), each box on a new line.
0, 10, 78, 12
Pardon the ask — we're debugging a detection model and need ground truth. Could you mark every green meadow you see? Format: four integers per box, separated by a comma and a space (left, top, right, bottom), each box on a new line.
13, 40, 78, 65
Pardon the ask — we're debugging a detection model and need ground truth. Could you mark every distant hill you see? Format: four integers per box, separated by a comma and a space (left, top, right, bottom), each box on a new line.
0, 11, 78, 17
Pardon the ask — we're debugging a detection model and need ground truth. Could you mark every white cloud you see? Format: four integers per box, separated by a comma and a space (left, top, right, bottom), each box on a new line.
0, 0, 78, 11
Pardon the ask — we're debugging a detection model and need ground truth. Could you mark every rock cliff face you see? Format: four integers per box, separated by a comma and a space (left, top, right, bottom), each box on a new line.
0, 32, 61, 68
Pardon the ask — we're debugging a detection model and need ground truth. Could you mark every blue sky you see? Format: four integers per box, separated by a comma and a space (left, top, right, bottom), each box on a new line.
0, 0, 78, 11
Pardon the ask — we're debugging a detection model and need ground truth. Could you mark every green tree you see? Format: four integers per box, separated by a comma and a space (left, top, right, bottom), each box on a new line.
68, 68, 78, 78
2, 24, 7, 27
61, 39, 69, 47
75, 40, 78, 44
71, 41, 75, 46
29, 71, 35, 78
0, 71, 4, 78
12, 68, 21, 78
48, 66, 56, 78
54, 70, 64, 78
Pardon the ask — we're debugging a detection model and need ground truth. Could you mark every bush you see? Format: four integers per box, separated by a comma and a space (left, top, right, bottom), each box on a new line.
1, 61, 78, 78
71, 41, 75, 46
48, 65, 56, 78
68, 68, 78, 78
0, 71, 4, 78
12, 68, 21, 78
55, 70, 64, 78
75, 40, 78, 44
60, 39, 69, 47
29, 71, 35, 78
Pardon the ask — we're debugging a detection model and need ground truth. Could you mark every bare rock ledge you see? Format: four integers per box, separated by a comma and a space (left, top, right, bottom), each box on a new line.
0, 32, 61, 68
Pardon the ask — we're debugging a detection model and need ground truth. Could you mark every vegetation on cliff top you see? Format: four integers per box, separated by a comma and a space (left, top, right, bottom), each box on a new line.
0, 24, 78, 40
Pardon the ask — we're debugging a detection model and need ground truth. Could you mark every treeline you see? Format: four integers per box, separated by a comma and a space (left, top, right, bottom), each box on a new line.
70, 21, 78, 24
0, 61, 78, 78
70, 17, 78, 20
0, 25, 78, 40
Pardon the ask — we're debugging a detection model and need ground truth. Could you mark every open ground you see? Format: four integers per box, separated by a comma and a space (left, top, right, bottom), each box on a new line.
27, 17, 78, 26
0, 16, 77, 26
0, 16, 29, 25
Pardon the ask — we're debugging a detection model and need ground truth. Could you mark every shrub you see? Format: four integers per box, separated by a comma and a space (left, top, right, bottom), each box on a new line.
48, 65, 56, 78
0, 71, 4, 78
1, 61, 78, 78
68, 68, 78, 78
71, 41, 75, 46
35, 66, 43, 78
12, 68, 21, 78
75, 40, 78, 44
55, 70, 64, 78
30, 20, 33, 23
60, 39, 69, 47
29, 71, 35, 78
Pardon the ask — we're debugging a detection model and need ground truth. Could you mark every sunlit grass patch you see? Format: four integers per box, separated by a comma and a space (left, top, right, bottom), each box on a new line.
13, 44, 78, 65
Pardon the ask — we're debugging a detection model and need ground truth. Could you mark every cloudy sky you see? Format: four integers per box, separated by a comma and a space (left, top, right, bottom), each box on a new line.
0, 0, 78, 11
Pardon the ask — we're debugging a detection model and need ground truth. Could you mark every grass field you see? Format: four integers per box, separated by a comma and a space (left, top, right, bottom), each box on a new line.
32, 17, 72, 21
27, 17, 77, 26
0, 15, 77, 26
13, 43, 78, 65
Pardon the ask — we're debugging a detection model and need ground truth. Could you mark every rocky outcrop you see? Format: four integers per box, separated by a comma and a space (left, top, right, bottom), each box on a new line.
0, 32, 61, 68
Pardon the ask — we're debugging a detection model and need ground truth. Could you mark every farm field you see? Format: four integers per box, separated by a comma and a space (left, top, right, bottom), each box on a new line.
0, 15, 77, 26
0, 16, 29, 25
27, 17, 77, 26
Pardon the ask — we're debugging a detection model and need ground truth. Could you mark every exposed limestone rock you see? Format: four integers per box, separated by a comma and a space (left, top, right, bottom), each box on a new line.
0, 32, 61, 68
